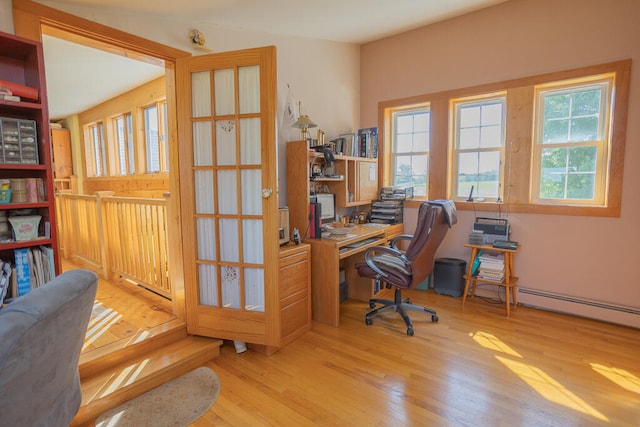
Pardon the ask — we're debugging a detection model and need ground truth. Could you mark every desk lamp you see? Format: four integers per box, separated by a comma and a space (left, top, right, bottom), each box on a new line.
292, 102, 317, 141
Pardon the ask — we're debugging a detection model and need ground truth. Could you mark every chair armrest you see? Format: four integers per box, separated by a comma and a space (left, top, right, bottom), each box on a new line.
390, 234, 413, 250
363, 245, 412, 278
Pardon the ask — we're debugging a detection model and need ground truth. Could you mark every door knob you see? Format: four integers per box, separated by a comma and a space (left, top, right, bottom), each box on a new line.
261, 188, 273, 198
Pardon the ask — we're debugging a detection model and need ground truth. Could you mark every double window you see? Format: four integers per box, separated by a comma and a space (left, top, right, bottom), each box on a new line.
83, 97, 168, 179
382, 61, 628, 217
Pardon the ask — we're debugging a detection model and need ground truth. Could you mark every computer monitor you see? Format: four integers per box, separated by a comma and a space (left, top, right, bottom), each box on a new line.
315, 193, 336, 225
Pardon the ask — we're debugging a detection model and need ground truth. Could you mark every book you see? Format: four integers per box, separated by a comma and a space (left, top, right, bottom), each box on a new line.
309, 202, 322, 238
0, 93, 20, 102
39, 245, 56, 280
358, 127, 378, 158
31, 247, 44, 287
26, 178, 38, 203
10, 267, 17, 299
14, 248, 32, 296
27, 247, 37, 287
339, 133, 358, 157
358, 130, 368, 158
0, 261, 11, 305
36, 178, 46, 202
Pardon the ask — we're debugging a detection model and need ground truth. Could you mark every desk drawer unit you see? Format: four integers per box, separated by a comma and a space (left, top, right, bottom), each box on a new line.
279, 244, 311, 343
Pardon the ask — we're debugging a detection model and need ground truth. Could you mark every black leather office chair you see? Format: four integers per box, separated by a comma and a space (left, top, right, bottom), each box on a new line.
355, 200, 456, 335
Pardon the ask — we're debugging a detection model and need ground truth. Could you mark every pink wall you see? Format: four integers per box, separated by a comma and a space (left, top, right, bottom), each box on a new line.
361, 0, 640, 326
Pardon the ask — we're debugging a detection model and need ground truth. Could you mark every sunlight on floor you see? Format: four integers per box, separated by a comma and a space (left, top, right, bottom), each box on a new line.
496, 356, 608, 421
591, 363, 640, 394
471, 331, 608, 422
100, 359, 150, 397
83, 301, 123, 351
470, 331, 523, 358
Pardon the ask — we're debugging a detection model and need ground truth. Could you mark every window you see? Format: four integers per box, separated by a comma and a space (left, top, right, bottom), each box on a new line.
143, 101, 168, 173
86, 122, 106, 177
114, 113, 134, 175
379, 60, 628, 217
452, 96, 506, 201
390, 107, 430, 197
162, 102, 169, 172
532, 77, 613, 205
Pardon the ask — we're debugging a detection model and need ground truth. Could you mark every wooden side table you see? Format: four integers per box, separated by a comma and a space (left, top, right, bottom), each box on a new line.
462, 243, 520, 316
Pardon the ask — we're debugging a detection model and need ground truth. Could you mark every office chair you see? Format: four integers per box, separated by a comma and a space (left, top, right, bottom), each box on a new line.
355, 200, 456, 335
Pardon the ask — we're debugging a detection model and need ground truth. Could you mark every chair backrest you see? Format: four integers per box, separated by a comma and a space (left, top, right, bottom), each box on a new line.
0, 269, 98, 427
404, 202, 451, 288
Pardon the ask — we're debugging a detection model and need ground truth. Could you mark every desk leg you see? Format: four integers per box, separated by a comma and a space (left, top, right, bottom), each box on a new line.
462, 247, 479, 307
508, 253, 517, 306
505, 284, 510, 317
503, 252, 516, 316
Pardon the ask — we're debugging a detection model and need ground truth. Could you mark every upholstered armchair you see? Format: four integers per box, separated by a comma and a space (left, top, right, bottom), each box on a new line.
0, 269, 98, 427
355, 200, 456, 335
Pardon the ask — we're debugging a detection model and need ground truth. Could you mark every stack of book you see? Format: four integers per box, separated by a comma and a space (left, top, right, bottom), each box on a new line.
477, 251, 505, 282
0, 247, 56, 304
333, 127, 378, 158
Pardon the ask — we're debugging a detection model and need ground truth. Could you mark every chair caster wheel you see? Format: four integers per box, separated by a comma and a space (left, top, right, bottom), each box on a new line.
431, 314, 439, 322
365, 318, 373, 325
369, 301, 376, 309
407, 327, 414, 336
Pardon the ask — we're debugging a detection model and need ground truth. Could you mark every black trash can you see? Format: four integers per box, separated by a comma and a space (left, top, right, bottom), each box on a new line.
433, 258, 467, 297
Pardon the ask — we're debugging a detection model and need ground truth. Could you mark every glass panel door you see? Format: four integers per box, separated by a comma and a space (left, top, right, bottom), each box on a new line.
178, 47, 278, 345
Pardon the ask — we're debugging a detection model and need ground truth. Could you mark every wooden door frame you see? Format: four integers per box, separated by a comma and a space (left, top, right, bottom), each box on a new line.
12, 0, 192, 320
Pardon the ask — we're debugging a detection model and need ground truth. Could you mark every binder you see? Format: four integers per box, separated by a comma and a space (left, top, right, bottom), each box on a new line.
14, 248, 31, 296
309, 202, 322, 238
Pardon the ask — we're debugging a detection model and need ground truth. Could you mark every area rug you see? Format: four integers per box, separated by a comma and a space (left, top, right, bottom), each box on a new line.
95, 367, 220, 427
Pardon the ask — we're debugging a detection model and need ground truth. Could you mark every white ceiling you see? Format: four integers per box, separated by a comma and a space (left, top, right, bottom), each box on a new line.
41, 0, 509, 120
42, 35, 165, 120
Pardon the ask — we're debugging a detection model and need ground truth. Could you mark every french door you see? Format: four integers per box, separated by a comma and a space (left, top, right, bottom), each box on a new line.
176, 46, 279, 346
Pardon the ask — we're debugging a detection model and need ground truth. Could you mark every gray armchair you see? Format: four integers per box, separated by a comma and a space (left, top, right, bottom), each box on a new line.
0, 269, 98, 427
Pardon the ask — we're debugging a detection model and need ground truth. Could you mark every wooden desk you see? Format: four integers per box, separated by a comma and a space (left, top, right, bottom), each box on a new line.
462, 243, 520, 316
306, 224, 399, 326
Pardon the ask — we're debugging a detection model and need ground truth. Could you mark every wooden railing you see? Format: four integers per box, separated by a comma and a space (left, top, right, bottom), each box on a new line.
55, 192, 171, 299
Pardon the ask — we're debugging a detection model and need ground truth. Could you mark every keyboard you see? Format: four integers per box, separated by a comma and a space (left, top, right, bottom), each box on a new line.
492, 240, 518, 250
344, 237, 380, 249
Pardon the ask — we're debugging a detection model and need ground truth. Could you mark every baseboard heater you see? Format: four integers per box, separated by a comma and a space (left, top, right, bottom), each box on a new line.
518, 287, 640, 316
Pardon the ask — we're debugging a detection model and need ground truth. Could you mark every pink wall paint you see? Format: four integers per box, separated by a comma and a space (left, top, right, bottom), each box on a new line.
361, 0, 640, 327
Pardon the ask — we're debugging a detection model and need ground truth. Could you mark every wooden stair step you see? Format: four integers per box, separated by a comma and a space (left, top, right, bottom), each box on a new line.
79, 318, 188, 379
72, 335, 222, 426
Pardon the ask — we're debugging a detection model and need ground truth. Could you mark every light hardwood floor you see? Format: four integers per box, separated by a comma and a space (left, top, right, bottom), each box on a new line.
62, 259, 175, 353
193, 290, 640, 426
